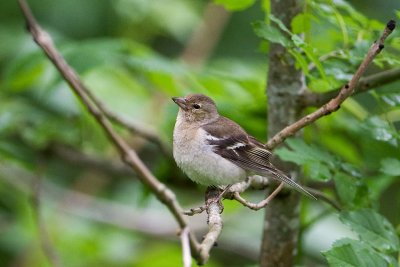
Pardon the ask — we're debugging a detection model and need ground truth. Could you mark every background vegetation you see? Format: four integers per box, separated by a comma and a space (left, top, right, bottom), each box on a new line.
0, 0, 400, 266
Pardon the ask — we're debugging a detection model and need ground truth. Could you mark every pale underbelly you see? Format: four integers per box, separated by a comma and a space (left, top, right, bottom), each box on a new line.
175, 149, 247, 186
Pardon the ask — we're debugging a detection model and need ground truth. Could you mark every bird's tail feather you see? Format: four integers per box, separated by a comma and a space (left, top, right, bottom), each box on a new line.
266, 169, 317, 200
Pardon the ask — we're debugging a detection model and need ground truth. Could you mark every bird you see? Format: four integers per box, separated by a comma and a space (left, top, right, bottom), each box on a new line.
172, 93, 315, 199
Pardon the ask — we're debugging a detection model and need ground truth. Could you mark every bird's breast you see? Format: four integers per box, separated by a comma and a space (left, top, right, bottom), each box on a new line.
173, 125, 246, 185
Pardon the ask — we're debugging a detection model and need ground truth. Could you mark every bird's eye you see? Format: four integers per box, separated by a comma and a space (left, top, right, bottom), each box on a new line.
193, 104, 201, 109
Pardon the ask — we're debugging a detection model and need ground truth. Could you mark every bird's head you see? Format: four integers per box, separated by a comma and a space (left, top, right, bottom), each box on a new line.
172, 94, 218, 124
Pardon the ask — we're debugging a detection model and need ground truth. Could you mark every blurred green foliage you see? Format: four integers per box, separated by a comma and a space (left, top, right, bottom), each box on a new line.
0, 0, 400, 266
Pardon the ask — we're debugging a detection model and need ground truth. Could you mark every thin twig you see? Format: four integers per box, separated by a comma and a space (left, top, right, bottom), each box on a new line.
233, 182, 284, 210
184, 205, 207, 216
180, 227, 192, 267
31, 176, 63, 267
17, 0, 201, 262
300, 68, 400, 107
266, 20, 396, 149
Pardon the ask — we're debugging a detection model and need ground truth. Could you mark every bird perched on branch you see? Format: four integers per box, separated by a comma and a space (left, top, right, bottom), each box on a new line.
172, 94, 315, 199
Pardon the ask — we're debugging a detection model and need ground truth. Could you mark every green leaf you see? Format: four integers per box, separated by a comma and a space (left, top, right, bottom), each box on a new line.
4, 51, 57, 92
308, 78, 333, 92
381, 94, 400, 107
269, 14, 292, 35
323, 238, 389, 267
363, 117, 398, 146
288, 50, 309, 75
334, 172, 358, 204
302, 45, 328, 80
291, 13, 312, 34
277, 138, 337, 166
308, 162, 331, 181
253, 21, 291, 48
340, 210, 400, 253
380, 158, 400, 176
213, 0, 256, 11
276, 139, 339, 181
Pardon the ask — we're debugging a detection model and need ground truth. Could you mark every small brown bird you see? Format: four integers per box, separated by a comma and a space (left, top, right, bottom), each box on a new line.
172, 94, 315, 199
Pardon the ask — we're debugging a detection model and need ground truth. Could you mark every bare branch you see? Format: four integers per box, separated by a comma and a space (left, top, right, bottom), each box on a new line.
233, 182, 284, 210
229, 175, 270, 193
180, 227, 192, 267
301, 68, 400, 107
184, 205, 207, 216
266, 20, 396, 149
17, 0, 201, 261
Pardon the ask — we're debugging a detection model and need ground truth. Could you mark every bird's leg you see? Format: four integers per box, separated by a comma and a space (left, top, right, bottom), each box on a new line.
182, 185, 229, 216
216, 184, 233, 202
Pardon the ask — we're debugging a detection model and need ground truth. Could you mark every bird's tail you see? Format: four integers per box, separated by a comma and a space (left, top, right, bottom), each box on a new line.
266, 168, 317, 200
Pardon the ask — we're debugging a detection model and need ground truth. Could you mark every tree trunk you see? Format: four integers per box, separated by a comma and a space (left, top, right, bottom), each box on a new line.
260, 0, 304, 266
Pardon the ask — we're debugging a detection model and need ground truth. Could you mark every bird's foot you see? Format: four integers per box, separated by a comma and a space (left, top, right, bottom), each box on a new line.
205, 186, 225, 215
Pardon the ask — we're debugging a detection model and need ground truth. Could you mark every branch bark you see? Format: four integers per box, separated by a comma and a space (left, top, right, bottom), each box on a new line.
262, 3, 395, 264
198, 187, 224, 264
261, 1, 304, 266
180, 227, 192, 267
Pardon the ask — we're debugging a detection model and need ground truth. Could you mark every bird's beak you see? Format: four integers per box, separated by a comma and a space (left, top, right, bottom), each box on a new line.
172, 97, 188, 110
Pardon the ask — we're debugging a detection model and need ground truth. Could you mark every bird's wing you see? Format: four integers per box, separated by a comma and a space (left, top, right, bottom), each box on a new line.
203, 117, 316, 199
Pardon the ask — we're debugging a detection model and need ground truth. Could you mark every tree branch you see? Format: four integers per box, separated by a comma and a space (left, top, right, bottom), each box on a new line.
233, 182, 284, 210
17, 0, 203, 262
180, 227, 192, 267
266, 20, 396, 150
198, 187, 224, 264
300, 68, 400, 107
